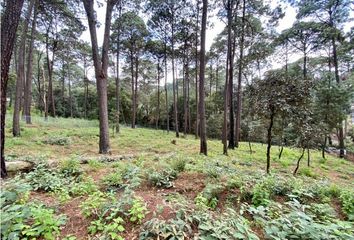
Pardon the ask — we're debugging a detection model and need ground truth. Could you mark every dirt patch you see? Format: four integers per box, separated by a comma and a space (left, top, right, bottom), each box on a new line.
331, 198, 346, 221
60, 197, 90, 239
29, 191, 58, 206
171, 172, 206, 199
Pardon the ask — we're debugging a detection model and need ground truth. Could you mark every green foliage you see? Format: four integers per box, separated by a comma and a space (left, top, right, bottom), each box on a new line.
339, 190, 354, 221
22, 204, 66, 240
227, 176, 243, 189
24, 163, 66, 192
88, 216, 124, 240
70, 177, 98, 196
102, 171, 124, 190
80, 191, 111, 218
195, 184, 223, 210
42, 136, 71, 145
252, 176, 276, 207
60, 158, 82, 177
298, 167, 318, 179
129, 198, 148, 223
139, 213, 192, 240
170, 158, 186, 172
264, 200, 354, 240
194, 209, 260, 240
148, 168, 177, 188
87, 159, 104, 170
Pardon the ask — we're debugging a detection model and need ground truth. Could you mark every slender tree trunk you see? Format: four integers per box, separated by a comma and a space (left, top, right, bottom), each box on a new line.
266, 109, 275, 174
199, 0, 208, 155
195, 0, 200, 139
164, 37, 169, 133
307, 148, 310, 167
13, 0, 35, 137
45, 28, 56, 117
68, 64, 73, 118
1, 0, 25, 178
42, 66, 48, 121
131, 53, 135, 128
322, 136, 327, 159
294, 148, 305, 176
222, 53, 229, 155
115, 4, 121, 133
134, 56, 139, 127
23, 1, 38, 124
235, 0, 246, 148
184, 56, 189, 136
156, 60, 160, 129
83, 0, 118, 154
331, 36, 345, 158
171, 18, 179, 138
84, 56, 88, 119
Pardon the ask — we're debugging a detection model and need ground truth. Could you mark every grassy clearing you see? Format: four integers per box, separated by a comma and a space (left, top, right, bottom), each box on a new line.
2, 116, 354, 239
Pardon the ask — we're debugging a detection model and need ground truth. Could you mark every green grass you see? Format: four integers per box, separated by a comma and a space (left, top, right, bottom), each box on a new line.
3, 115, 354, 239
4, 114, 354, 187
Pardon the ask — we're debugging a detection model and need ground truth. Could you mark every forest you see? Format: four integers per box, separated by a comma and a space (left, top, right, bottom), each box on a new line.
1, 0, 354, 239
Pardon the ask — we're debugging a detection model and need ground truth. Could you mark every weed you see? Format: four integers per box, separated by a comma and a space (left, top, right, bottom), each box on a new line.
129, 198, 148, 223
42, 136, 71, 145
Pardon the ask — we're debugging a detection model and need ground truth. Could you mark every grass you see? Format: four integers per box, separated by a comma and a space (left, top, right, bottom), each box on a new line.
2, 115, 354, 239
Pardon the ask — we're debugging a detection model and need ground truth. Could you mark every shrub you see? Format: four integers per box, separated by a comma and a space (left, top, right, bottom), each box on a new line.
339, 190, 354, 221
170, 158, 186, 172
42, 136, 71, 145
80, 191, 111, 218
148, 168, 177, 188
129, 198, 148, 223
60, 158, 82, 177
299, 167, 318, 179
102, 171, 124, 190
252, 176, 276, 207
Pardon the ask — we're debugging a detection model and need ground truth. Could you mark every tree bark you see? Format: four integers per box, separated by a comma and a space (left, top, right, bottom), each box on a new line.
82, 0, 117, 154
115, 2, 122, 133
199, 0, 208, 155
164, 28, 169, 133
294, 148, 305, 176
266, 108, 275, 174
1, 0, 25, 178
13, 0, 35, 137
195, 0, 200, 139
235, 0, 246, 148
222, 52, 229, 155
156, 60, 160, 129
23, 0, 38, 124
171, 15, 179, 138
184, 55, 189, 136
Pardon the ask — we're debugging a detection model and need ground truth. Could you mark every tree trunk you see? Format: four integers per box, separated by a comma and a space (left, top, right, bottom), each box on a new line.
331, 36, 345, 158
130, 53, 135, 128
235, 0, 246, 148
156, 60, 160, 129
222, 52, 229, 155
83, 0, 117, 154
134, 56, 139, 127
13, 0, 35, 137
23, 1, 38, 124
183, 52, 188, 136
171, 17, 179, 138
294, 148, 305, 176
195, 0, 199, 139
266, 109, 275, 174
115, 3, 121, 133
68, 65, 73, 118
322, 136, 327, 159
199, 0, 208, 155
164, 30, 169, 133
307, 148, 310, 167
1, 0, 25, 178
45, 28, 56, 117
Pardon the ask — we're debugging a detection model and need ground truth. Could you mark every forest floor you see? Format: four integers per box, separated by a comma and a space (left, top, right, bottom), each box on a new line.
2, 116, 354, 240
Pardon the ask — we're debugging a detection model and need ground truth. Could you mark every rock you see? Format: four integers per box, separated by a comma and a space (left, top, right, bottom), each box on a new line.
6, 161, 34, 172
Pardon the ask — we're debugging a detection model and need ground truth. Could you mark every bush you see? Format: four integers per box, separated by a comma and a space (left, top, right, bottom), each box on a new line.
60, 158, 82, 177
170, 158, 186, 172
339, 190, 354, 221
42, 136, 71, 145
102, 171, 124, 190
252, 176, 276, 207
148, 168, 177, 188
129, 198, 148, 223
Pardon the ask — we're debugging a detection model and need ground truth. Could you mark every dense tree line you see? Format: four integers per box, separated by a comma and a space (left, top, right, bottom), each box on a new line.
1, 0, 353, 177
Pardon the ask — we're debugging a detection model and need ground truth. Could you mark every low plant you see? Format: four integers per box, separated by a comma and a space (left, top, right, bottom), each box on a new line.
87, 159, 104, 170
22, 204, 67, 240
129, 198, 148, 223
88, 215, 125, 240
42, 136, 71, 145
60, 158, 82, 177
170, 158, 186, 172
148, 168, 177, 188
252, 176, 276, 207
70, 177, 98, 196
339, 190, 354, 221
102, 171, 124, 190
80, 191, 111, 218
